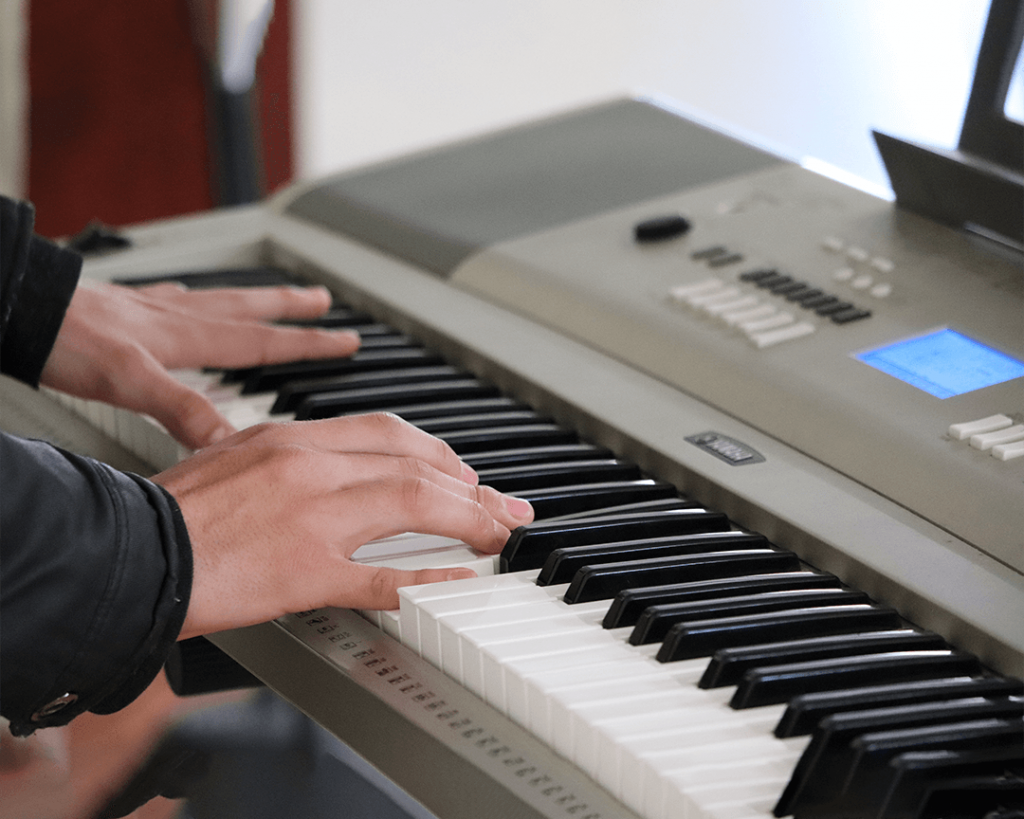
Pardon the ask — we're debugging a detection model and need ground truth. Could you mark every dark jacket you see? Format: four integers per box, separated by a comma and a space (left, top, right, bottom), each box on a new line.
0, 196, 192, 736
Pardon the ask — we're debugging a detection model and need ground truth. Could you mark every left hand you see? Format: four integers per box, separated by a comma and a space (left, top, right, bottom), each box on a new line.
40, 281, 361, 449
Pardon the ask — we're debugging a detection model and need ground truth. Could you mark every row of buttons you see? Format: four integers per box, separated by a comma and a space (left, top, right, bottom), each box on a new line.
667, 277, 817, 348
948, 414, 1024, 461
738, 268, 872, 325
689, 245, 746, 268
822, 236, 895, 299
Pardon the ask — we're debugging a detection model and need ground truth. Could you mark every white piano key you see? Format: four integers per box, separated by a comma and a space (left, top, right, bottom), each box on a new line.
544, 655, 688, 757
454, 600, 610, 703
507, 646, 639, 733
460, 615, 597, 698
398, 571, 541, 661
378, 609, 402, 640
474, 628, 620, 705
373, 545, 498, 575
552, 677, 709, 766
666, 772, 794, 819
439, 598, 573, 676
603, 704, 783, 804
421, 588, 559, 667
643, 737, 804, 819
352, 532, 467, 562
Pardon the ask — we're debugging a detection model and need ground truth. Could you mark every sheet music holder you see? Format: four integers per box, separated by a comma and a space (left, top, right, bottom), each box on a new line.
873, 0, 1024, 247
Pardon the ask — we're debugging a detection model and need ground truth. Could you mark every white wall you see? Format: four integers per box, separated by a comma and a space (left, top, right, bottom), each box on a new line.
295, 0, 988, 195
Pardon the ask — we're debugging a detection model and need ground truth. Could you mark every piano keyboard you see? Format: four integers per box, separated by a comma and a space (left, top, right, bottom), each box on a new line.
43, 265, 1024, 819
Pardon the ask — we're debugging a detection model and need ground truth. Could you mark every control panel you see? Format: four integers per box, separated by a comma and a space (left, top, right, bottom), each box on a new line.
451, 162, 1024, 571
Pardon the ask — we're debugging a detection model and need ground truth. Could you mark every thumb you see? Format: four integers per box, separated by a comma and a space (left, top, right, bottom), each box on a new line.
331, 564, 478, 612
111, 354, 237, 450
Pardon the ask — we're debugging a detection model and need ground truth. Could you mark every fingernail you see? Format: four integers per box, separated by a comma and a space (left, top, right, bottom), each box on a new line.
330, 329, 360, 345
208, 424, 235, 445
506, 497, 533, 520
444, 568, 476, 582
461, 462, 479, 485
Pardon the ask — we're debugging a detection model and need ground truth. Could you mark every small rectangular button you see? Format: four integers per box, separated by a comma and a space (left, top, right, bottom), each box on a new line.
748, 322, 815, 348
969, 424, 1024, 450
948, 414, 1013, 440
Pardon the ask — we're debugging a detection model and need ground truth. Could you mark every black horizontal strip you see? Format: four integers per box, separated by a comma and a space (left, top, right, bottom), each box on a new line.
566, 548, 798, 605
538, 530, 762, 587
775, 675, 1024, 738
700, 628, 948, 689
602, 570, 839, 629
631, 588, 870, 646
731, 650, 982, 709
656, 604, 901, 663
502, 509, 730, 574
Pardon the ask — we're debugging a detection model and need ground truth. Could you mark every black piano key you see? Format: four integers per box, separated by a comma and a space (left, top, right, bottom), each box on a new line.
344, 333, 419, 349
383, 397, 527, 423
700, 628, 949, 688
515, 479, 682, 521
236, 348, 447, 393
776, 675, 1024, 738
277, 306, 378, 327
731, 649, 983, 709
462, 443, 614, 469
272, 365, 463, 412
501, 508, 731, 573
602, 570, 839, 629
296, 379, 501, 420
878, 747, 1024, 819
538, 530, 764, 586
838, 718, 1024, 819
566, 548, 801, 605
556, 497, 705, 521
917, 776, 1024, 819
631, 588, 871, 645
475, 459, 640, 493
656, 604, 902, 663
603, 570, 840, 629
437, 424, 578, 456
776, 702, 1024, 818
414, 410, 547, 434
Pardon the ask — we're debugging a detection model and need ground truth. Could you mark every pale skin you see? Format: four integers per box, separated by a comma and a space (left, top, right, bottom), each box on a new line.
40, 281, 533, 639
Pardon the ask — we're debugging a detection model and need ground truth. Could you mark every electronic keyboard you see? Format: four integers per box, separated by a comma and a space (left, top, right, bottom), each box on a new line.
5, 98, 1022, 819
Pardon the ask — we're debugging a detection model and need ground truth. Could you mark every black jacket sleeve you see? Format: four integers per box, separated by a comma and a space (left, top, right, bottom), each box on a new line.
0, 434, 192, 736
0, 196, 81, 386
1, 195, 193, 735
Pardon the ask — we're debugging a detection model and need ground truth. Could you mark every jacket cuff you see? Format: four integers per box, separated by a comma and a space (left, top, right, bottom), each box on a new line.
1, 236, 81, 387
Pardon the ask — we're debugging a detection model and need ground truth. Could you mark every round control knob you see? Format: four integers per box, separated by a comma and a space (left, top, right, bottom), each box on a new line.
634, 214, 691, 243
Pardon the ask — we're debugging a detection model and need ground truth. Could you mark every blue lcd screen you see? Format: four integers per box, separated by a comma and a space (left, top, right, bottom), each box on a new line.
856, 329, 1024, 399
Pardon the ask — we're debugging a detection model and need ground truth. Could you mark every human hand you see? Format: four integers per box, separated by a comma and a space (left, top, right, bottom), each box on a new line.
154, 413, 534, 634
40, 281, 360, 449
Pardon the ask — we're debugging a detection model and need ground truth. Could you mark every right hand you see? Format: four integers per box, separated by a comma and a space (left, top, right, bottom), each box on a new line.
154, 413, 534, 638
